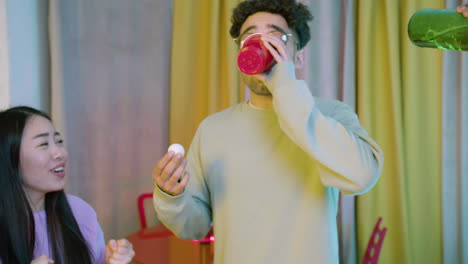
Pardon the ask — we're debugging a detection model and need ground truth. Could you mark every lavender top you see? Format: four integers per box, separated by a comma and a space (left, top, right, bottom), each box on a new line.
32, 194, 106, 263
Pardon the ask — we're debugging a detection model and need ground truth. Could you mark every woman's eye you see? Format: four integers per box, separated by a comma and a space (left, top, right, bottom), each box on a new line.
56, 139, 64, 144
39, 142, 49, 147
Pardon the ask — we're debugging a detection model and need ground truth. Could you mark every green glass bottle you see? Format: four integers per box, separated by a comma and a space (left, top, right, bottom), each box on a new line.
408, 9, 468, 51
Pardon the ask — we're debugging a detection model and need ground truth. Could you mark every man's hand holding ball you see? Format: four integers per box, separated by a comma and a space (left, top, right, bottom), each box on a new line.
152, 143, 190, 196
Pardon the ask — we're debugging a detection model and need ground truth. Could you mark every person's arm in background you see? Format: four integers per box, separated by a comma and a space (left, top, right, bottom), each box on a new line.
152, 126, 212, 240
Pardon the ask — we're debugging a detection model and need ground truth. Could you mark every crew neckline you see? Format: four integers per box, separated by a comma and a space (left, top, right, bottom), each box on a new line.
239, 101, 275, 120
246, 100, 273, 111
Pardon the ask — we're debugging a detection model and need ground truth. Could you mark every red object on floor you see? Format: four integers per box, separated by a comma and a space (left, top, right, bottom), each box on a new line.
363, 217, 387, 264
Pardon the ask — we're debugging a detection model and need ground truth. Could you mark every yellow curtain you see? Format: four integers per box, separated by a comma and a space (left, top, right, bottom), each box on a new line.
356, 0, 443, 263
170, 0, 242, 147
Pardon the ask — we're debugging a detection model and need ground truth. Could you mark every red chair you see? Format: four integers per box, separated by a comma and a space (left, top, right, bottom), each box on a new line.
137, 193, 153, 229
363, 217, 387, 264
128, 192, 214, 264
126, 193, 174, 263
136, 193, 173, 239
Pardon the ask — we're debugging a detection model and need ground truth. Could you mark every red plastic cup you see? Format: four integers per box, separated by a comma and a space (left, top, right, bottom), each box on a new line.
237, 33, 275, 75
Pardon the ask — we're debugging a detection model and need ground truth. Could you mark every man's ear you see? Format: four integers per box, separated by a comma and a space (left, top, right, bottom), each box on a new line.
294, 49, 305, 70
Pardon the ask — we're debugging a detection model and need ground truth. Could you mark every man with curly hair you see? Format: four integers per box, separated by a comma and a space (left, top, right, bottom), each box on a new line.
152, 0, 384, 263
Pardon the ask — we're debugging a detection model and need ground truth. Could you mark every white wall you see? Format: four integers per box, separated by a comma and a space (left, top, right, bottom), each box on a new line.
6, 0, 50, 111
0, 0, 10, 109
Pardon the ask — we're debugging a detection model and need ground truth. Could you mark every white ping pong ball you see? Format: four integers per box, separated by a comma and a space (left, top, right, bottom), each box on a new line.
168, 143, 185, 156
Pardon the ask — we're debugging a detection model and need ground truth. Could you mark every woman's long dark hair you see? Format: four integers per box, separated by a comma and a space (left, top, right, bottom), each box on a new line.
0, 106, 93, 264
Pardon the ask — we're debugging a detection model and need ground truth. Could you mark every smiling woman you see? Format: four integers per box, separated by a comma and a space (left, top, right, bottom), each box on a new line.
0, 106, 134, 264
20, 114, 68, 212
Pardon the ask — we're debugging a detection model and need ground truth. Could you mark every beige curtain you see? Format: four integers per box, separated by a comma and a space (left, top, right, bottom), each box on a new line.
49, 0, 173, 239
49, 0, 66, 136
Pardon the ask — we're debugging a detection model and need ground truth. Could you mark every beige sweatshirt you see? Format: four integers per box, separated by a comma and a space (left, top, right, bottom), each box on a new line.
153, 62, 383, 264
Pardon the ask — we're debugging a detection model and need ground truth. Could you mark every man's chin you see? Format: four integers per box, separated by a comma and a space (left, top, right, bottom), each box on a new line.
252, 72, 267, 81
249, 87, 272, 96
241, 73, 272, 96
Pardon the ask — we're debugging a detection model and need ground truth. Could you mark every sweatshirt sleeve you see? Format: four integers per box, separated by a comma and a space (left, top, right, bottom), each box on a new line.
153, 124, 212, 240
265, 62, 383, 195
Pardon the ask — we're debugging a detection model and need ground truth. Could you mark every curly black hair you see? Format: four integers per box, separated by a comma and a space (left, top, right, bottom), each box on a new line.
230, 0, 313, 50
